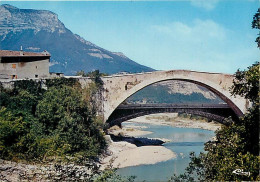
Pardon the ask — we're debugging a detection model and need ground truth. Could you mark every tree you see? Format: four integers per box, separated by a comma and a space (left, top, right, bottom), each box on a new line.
0, 78, 106, 163
231, 62, 259, 155
231, 62, 259, 104
36, 85, 106, 161
170, 9, 260, 181
252, 8, 260, 48
170, 63, 260, 182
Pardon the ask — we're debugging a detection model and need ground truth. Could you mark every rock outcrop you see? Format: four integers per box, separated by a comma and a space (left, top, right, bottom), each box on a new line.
153, 80, 219, 100
0, 4, 154, 75
0, 159, 97, 181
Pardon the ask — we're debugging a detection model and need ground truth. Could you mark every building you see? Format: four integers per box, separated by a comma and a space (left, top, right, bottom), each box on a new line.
0, 50, 50, 80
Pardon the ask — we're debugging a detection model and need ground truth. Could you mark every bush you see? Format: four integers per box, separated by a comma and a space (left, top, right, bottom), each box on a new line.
0, 78, 106, 163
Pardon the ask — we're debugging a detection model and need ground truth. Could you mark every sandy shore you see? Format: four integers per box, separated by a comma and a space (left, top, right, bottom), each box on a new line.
101, 141, 176, 169
128, 113, 222, 131
107, 124, 152, 137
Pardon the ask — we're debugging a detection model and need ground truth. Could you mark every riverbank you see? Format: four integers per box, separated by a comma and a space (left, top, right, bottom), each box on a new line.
102, 114, 221, 169
101, 141, 176, 169
108, 125, 152, 137
128, 113, 222, 131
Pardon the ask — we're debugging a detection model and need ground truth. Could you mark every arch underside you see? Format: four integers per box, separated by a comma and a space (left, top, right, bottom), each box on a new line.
107, 107, 238, 127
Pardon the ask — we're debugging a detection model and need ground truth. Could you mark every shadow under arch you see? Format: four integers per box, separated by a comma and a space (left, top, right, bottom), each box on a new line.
106, 78, 243, 126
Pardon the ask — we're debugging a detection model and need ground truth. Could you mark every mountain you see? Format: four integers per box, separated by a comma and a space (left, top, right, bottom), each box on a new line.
0, 4, 154, 75
126, 80, 224, 104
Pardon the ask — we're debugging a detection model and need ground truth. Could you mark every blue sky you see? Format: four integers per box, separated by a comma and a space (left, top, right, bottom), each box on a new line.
2, 0, 259, 73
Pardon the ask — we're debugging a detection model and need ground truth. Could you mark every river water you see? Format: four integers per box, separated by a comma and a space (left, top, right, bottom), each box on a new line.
117, 122, 215, 182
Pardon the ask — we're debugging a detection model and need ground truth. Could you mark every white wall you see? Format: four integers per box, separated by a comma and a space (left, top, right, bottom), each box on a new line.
0, 59, 49, 79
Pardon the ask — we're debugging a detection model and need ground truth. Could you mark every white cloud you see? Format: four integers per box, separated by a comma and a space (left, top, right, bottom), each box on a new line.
147, 19, 258, 73
152, 19, 227, 43
190, 0, 219, 11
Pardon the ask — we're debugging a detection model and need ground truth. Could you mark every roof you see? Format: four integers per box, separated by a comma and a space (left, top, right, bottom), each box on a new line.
0, 50, 50, 57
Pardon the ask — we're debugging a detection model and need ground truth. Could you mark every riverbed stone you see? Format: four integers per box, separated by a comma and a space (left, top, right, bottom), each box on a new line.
0, 159, 98, 181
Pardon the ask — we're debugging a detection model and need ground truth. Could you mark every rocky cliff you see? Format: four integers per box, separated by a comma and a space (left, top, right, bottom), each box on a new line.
0, 4, 154, 75
153, 80, 219, 100
126, 80, 224, 104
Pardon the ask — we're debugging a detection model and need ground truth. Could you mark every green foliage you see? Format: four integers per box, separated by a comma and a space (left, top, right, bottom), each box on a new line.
0, 78, 106, 164
0, 108, 27, 160
93, 168, 136, 182
36, 85, 106, 159
252, 8, 260, 48
45, 77, 79, 88
171, 62, 260, 181
231, 62, 259, 104
201, 119, 259, 181
170, 150, 260, 181
231, 62, 259, 155
0, 78, 135, 181
76, 70, 107, 88
76, 70, 108, 77
169, 152, 204, 182
76, 70, 86, 76
1, 80, 45, 114
171, 12, 260, 181
13, 80, 44, 94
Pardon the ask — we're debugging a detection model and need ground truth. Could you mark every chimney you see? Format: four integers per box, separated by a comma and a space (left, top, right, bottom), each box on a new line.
43, 50, 49, 55
20, 46, 23, 56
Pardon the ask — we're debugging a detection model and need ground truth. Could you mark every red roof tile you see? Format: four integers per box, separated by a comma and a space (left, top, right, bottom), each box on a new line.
0, 50, 50, 57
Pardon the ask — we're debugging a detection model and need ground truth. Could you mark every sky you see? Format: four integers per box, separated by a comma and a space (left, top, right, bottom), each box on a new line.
2, 0, 259, 73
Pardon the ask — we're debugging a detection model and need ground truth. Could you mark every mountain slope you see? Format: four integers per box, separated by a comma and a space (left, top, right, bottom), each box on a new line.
126, 80, 224, 104
0, 4, 154, 75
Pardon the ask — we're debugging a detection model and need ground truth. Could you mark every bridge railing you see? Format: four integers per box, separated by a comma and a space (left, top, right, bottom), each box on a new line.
117, 103, 230, 109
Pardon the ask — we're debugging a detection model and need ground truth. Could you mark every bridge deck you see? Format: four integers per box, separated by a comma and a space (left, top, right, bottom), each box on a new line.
117, 103, 230, 109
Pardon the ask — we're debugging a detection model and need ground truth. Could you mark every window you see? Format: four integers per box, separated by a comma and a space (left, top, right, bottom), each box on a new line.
11, 75, 17, 79
12, 64, 16, 69
36, 66, 38, 69
35, 75, 38, 78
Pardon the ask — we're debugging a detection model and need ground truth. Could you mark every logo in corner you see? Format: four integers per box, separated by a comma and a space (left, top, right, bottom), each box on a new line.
232, 169, 250, 176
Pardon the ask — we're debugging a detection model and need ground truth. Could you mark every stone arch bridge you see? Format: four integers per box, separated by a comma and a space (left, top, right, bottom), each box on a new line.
78, 70, 248, 125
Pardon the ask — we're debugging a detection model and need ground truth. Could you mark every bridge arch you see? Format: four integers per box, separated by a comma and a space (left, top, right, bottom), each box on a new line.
102, 70, 248, 123
107, 104, 236, 126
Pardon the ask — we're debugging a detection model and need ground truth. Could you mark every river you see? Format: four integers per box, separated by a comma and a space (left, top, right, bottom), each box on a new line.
116, 121, 215, 181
